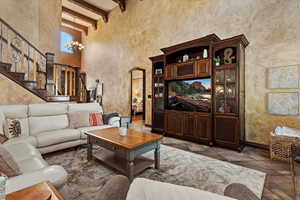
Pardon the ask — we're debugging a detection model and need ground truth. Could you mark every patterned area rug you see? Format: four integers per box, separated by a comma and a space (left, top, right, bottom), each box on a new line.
45, 144, 266, 200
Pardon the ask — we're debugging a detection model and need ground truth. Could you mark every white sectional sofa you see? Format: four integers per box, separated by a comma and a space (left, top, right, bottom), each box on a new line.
3, 142, 67, 194
0, 103, 120, 154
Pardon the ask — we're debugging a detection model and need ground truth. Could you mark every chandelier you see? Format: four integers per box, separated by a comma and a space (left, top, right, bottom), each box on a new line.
65, 40, 84, 51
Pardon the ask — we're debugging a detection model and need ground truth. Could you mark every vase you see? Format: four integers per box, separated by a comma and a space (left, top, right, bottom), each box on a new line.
0, 173, 7, 200
203, 49, 208, 58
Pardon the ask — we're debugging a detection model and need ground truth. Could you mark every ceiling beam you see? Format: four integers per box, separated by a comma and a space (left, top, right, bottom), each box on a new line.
62, 18, 88, 35
67, 0, 108, 23
62, 6, 97, 29
113, 0, 126, 12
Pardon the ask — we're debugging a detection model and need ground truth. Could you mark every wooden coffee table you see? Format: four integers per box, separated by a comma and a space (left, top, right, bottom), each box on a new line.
6, 181, 64, 200
85, 127, 163, 181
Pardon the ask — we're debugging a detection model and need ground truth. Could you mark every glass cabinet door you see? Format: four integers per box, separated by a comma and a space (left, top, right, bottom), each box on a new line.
153, 77, 164, 110
215, 68, 237, 114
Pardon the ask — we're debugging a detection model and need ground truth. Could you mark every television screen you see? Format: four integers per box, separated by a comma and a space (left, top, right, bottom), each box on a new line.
168, 78, 211, 112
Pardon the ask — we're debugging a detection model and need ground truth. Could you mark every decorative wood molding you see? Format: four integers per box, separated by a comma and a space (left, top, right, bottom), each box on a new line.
62, 6, 98, 29
62, 18, 88, 35
113, 0, 126, 12
67, 0, 108, 23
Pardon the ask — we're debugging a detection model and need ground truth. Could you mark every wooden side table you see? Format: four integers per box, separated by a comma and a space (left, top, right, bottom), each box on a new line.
6, 181, 64, 200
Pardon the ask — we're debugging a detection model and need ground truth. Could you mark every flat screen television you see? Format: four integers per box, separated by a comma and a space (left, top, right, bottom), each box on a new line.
167, 78, 211, 112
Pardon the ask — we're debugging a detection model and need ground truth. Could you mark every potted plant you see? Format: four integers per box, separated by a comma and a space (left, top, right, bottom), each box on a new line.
213, 56, 221, 66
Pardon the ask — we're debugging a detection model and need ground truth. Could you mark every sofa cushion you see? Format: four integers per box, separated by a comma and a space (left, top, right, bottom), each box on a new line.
126, 178, 235, 200
0, 145, 21, 177
17, 157, 49, 173
36, 129, 81, 147
29, 115, 69, 136
68, 103, 103, 113
0, 105, 28, 119
77, 125, 113, 139
68, 111, 90, 128
3, 142, 42, 162
29, 103, 68, 117
4, 136, 38, 147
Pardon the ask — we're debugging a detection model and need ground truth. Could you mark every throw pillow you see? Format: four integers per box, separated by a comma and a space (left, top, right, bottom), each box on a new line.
0, 111, 5, 136
4, 119, 21, 139
89, 112, 104, 126
0, 146, 21, 177
103, 112, 119, 125
68, 111, 90, 128
0, 135, 7, 144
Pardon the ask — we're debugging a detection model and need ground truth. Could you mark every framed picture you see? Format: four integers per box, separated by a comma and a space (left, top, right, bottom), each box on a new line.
155, 69, 163, 75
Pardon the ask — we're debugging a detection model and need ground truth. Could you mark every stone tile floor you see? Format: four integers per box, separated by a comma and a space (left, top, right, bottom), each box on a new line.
130, 119, 300, 200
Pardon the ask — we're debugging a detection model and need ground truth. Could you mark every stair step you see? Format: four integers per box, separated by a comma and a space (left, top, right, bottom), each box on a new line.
23, 80, 37, 89
34, 88, 48, 96
47, 96, 70, 102
9, 72, 25, 81
0, 62, 12, 71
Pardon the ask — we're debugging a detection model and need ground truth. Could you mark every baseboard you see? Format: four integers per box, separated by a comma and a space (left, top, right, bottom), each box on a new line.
245, 141, 269, 150
145, 124, 152, 127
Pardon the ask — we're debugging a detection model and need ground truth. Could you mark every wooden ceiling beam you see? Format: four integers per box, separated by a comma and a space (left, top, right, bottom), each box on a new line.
113, 0, 126, 12
62, 18, 88, 35
67, 0, 108, 23
62, 6, 97, 29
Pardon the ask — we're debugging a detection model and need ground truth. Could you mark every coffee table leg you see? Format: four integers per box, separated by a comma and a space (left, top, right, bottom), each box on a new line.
127, 160, 134, 181
155, 146, 160, 169
87, 137, 93, 161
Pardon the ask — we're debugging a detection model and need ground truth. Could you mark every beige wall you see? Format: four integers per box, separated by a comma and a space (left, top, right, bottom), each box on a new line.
0, 0, 61, 105
0, 74, 45, 105
83, 0, 300, 145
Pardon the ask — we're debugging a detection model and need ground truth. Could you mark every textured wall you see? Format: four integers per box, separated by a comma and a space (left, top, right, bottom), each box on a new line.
83, 0, 300, 144
0, 74, 45, 105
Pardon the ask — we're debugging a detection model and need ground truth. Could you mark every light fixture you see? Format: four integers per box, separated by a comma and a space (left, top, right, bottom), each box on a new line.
65, 40, 85, 51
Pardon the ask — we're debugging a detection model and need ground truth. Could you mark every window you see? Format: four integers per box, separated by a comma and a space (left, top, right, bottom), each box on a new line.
60, 32, 74, 53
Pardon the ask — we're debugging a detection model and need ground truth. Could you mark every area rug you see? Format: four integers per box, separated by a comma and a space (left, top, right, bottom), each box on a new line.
45, 144, 266, 200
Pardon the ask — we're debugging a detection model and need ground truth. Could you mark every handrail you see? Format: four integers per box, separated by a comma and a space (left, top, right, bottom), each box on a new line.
0, 18, 46, 58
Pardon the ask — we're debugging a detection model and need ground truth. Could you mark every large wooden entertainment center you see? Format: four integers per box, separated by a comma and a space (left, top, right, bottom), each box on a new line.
150, 34, 249, 151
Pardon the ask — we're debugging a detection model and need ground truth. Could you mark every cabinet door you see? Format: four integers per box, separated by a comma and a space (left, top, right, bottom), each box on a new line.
165, 111, 183, 136
165, 64, 175, 80
194, 113, 211, 141
183, 112, 195, 138
195, 59, 211, 77
214, 115, 239, 145
176, 62, 195, 79
152, 111, 164, 131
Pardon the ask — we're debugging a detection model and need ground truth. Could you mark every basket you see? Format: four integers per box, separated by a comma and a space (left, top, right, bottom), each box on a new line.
270, 131, 300, 161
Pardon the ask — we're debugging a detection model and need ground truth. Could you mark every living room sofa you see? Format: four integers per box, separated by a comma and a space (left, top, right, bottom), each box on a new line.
0, 103, 120, 154
2, 142, 67, 194
97, 175, 259, 200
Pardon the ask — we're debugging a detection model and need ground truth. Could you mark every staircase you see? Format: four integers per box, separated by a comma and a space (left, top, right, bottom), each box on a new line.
0, 18, 87, 102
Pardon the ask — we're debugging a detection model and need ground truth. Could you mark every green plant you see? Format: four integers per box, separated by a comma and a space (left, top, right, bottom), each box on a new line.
213, 56, 221, 64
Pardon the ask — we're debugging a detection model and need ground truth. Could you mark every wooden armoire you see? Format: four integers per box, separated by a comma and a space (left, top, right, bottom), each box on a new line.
150, 34, 249, 151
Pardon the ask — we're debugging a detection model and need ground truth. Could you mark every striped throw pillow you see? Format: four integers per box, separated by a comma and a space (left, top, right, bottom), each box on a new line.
89, 112, 103, 126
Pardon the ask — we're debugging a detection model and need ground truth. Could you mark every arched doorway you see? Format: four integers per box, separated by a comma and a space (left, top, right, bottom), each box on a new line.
129, 68, 146, 121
